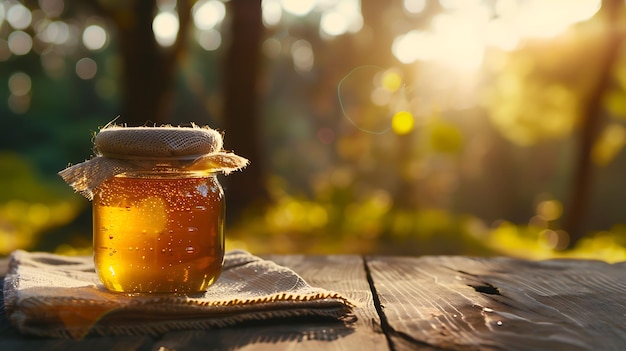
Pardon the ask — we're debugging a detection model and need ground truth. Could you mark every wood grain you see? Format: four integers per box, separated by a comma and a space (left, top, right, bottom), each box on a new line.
151, 255, 388, 351
365, 256, 626, 351
271, 255, 388, 350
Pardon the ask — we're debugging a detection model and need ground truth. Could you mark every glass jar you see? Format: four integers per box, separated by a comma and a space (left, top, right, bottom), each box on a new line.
92, 169, 224, 294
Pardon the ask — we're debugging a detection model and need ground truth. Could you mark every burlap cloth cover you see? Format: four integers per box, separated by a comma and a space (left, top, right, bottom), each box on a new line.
58, 124, 249, 200
3, 250, 354, 339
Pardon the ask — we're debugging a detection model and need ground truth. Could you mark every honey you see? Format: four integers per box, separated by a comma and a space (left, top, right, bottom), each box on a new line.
93, 171, 224, 294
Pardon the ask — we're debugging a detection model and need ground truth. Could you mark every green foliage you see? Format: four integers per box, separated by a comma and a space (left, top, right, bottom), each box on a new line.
483, 14, 620, 147
226, 176, 492, 256
227, 186, 625, 261
0, 152, 68, 203
488, 221, 626, 263
0, 152, 83, 255
485, 58, 579, 146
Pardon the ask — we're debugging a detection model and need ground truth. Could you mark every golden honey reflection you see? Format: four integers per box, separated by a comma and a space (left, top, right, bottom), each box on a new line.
93, 173, 224, 294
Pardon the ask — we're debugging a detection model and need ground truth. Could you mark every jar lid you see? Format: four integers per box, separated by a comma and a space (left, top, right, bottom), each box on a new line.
58, 124, 248, 200
95, 125, 222, 159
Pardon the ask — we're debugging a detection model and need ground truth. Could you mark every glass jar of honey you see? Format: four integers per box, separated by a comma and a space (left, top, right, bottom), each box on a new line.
58, 125, 248, 294
93, 169, 224, 293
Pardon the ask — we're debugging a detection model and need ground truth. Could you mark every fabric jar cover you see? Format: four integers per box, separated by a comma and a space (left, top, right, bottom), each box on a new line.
58, 124, 249, 200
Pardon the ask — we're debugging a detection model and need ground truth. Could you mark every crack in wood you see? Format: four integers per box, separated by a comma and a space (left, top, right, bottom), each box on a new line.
362, 257, 451, 351
362, 257, 394, 350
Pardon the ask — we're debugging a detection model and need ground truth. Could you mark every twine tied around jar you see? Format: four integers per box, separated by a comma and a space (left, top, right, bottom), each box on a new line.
58, 124, 249, 200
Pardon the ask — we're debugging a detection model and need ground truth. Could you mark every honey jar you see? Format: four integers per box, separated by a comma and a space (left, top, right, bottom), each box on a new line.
59, 125, 248, 294
93, 170, 224, 293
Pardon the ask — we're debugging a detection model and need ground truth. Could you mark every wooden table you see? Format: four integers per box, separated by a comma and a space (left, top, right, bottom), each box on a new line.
1, 255, 625, 350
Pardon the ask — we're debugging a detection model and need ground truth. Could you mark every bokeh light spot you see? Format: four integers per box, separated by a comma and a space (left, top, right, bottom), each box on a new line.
40, 0, 65, 18
281, 0, 315, 16
536, 200, 563, 222
392, 111, 415, 135
539, 229, 570, 250
40, 21, 71, 44
7, 3, 32, 30
382, 71, 402, 92
320, 11, 349, 37
262, 0, 282, 26
82, 24, 107, 51
193, 0, 226, 30
197, 29, 221, 51
75, 57, 97, 80
392, 30, 434, 64
291, 39, 314, 73
153, 11, 179, 47
8, 72, 31, 96
8, 31, 32, 55
404, 0, 426, 14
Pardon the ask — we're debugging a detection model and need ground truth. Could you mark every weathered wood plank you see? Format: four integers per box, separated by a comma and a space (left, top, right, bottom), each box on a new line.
151, 255, 388, 351
272, 255, 388, 349
366, 256, 626, 351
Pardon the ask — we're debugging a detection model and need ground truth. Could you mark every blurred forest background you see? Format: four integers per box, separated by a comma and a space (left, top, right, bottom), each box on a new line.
1, 0, 625, 262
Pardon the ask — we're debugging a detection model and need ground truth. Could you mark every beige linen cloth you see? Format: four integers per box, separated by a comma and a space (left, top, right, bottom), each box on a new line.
3, 250, 354, 339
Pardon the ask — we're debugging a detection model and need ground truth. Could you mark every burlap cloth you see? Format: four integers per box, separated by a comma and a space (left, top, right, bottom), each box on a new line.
2, 250, 354, 339
58, 124, 249, 200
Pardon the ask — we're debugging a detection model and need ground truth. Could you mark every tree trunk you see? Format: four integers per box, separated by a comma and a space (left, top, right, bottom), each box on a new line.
562, 0, 624, 248
98, 0, 191, 126
222, 0, 269, 221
